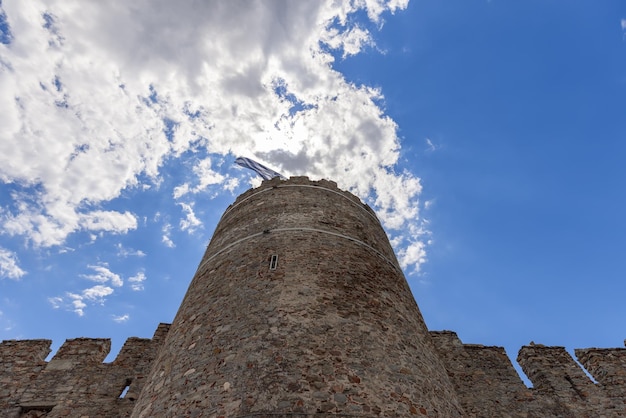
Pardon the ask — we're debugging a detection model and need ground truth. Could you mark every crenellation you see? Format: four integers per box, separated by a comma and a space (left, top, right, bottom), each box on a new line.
113, 338, 153, 365
518, 344, 608, 416
0, 323, 169, 417
429, 331, 626, 417
0, 340, 52, 418
430, 331, 547, 417
46, 338, 111, 372
0, 339, 52, 364
518, 345, 596, 395
576, 348, 626, 389
576, 347, 626, 414
151, 322, 171, 345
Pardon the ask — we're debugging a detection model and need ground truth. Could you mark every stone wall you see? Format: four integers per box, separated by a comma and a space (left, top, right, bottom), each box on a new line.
4, 328, 625, 417
0, 323, 169, 418
431, 330, 626, 417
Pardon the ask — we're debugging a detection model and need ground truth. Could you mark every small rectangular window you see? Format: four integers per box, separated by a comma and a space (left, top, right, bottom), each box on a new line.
119, 385, 130, 398
119, 378, 132, 398
269, 255, 278, 270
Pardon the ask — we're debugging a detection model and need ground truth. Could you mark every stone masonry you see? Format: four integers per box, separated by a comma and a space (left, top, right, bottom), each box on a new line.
1, 177, 624, 417
1, 324, 169, 417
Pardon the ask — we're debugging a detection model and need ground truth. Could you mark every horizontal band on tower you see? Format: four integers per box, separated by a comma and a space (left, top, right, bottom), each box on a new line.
195, 227, 402, 276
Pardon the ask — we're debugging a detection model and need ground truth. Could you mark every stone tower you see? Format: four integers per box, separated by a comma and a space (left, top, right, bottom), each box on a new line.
3, 176, 625, 416
131, 176, 463, 417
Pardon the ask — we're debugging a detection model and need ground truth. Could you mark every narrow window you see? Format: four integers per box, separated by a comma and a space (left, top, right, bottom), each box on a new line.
119, 385, 130, 398
269, 255, 278, 270
119, 378, 132, 398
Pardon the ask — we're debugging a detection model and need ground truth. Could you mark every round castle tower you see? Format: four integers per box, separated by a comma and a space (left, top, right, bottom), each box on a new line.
131, 177, 462, 417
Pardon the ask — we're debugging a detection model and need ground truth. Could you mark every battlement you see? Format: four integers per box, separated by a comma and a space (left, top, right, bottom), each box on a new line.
5, 327, 624, 417
0, 323, 170, 418
226, 176, 373, 218
46, 338, 111, 371
0, 339, 51, 364
430, 330, 626, 417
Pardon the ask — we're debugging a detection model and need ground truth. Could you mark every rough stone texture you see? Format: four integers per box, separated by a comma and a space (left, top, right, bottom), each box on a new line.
0, 339, 51, 418
131, 176, 463, 417
2, 177, 625, 417
576, 347, 626, 414
431, 330, 626, 417
0, 323, 169, 417
429, 331, 546, 417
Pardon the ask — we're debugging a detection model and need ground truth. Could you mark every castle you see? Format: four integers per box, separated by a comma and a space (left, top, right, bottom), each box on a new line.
1, 177, 625, 417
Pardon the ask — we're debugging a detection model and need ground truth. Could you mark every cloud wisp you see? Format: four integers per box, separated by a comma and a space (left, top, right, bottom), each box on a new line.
0, 1, 428, 272
49, 263, 146, 316
0, 247, 26, 280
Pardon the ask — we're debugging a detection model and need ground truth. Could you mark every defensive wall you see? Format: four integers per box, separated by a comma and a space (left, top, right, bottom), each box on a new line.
1, 177, 625, 417
430, 331, 626, 417
2, 328, 625, 417
1, 324, 170, 417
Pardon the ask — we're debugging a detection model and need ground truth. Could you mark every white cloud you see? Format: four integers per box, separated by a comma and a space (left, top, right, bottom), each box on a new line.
2, 203, 137, 247
128, 271, 146, 291
396, 240, 427, 273
112, 313, 130, 323
67, 292, 87, 316
391, 221, 431, 275
179, 202, 201, 233
48, 296, 63, 309
49, 283, 115, 316
82, 285, 114, 301
425, 137, 437, 152
57, 246, 75, 254
50, 263, 122, 315
191, 159, 226, 193
81, 263, 123, 287
162, 223, 175, 248
621, 19, 626, 31
222, 177, 240, 192
0, 247, 26, 279
0, 1, 430, 271
172, 183, 190, 200
320, 25, 374, 58
115, 243, 146, 258
173, 158, 237, 199
79, 211, 137, 234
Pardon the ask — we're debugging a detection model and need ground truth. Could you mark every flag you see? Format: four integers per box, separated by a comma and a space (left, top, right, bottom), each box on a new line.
234, 157, 286, 181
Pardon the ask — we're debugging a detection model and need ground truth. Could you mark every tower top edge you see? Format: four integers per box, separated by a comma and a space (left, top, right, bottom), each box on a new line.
232, 176, 351, 205
264, 175, 337, 189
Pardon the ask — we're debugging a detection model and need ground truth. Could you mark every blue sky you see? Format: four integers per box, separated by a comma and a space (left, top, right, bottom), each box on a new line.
1, 0, 625, 383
